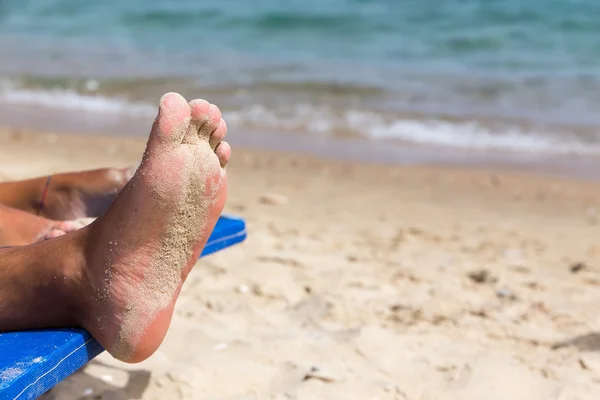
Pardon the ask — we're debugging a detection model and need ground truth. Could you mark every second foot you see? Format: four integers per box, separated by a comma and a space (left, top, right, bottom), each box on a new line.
40, 218, 96, 241
0, 166, 137, 220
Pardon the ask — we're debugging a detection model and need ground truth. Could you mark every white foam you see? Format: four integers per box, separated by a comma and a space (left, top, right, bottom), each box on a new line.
366, 118, 597, 154
1, 86, 597, 155
0, 85, 155, 117
227, 103, 600, 155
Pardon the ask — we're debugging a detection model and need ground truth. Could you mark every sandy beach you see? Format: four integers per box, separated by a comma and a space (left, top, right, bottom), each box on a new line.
2, 127, 600, 399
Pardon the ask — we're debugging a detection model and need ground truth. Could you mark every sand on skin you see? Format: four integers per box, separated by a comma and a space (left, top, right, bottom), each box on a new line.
109, 133, 225, 361
2, 128, 600, 399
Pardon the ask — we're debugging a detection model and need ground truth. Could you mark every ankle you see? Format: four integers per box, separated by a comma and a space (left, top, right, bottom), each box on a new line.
40, 229, 91, 327
0, 232, 88, 329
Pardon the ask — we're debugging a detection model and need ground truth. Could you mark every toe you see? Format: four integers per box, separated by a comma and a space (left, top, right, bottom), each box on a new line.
189, 99, 211, 121
209, 119, 228, 150
214, 141, 231, 168
185, 99, 211, 143
186, 100, 221, 144
200, 104, 222, 139
150, 92, 191, 146
45, 229, 67, 239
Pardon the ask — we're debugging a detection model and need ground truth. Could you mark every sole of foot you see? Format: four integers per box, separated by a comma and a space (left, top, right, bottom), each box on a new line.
74, 92, 230, 362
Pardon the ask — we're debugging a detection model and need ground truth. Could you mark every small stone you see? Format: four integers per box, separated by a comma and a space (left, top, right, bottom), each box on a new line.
570, 262, 586, 273
166, 372, 177, 382
469, 309, 488, 318
467, 269, 494, 284
578, 354, 600, 372
83, 388, 93, 396
496, 287, 517, 300
259, 193, 289, 205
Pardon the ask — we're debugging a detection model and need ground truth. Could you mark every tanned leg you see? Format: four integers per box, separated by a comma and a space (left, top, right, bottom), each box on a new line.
0, 234, 86, 329
0, 166, 135, 220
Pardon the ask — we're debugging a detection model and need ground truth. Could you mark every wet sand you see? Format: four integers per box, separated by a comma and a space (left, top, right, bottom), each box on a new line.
2, 127, 600, 399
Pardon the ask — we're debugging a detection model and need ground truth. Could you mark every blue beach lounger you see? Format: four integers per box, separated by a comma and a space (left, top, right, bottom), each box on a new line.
0, 215, 247, 400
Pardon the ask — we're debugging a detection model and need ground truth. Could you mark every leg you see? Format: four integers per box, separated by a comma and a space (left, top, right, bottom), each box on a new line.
0, 166, 136, 220
0, 237, 86, 329
0, 92, 230, 363
0, 203, 94, 246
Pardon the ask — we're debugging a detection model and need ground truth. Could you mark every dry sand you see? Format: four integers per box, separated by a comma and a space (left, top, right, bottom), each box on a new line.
2, 128, 600, 399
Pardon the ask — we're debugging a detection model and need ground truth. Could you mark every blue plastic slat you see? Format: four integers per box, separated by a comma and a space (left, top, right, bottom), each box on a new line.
0, 215, 246, 399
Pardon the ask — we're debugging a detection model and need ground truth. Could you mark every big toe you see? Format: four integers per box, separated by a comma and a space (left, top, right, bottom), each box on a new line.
150, 92, 191, 146
186, 100, 221, 143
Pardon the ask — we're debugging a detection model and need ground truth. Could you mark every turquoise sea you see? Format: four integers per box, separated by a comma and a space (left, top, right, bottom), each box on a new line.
1, 0, 600, 155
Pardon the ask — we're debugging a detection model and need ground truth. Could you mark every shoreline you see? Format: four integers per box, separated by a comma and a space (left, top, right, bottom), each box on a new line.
2, 113, 600, 183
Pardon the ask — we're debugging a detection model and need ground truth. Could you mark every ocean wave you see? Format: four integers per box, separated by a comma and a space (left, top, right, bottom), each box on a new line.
0, 85, 156, 116
1, 84, 598, 155
226, 103, 600, 154
368, 119, 599, 154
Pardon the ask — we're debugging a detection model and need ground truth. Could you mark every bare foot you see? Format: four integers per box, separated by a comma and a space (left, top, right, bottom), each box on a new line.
0, 93, 229, 363
0, 166, 136, 220
79, 92, 229, 362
